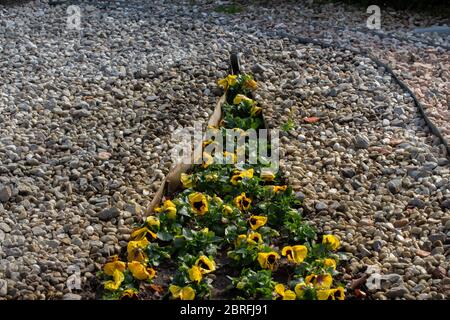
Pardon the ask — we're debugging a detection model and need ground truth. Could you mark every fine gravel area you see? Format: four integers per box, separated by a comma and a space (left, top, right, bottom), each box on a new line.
0, 0, 448, 300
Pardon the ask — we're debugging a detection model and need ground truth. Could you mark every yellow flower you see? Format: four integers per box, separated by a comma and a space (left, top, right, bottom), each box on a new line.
127, 237, 150, 262
188, 192, 208, 216
317, 287, 345, 300
322, 235, 340, 250
250, 105, 262, 117
202, 152, 214, 168
104, 269, 124, 291
234, 192, 251, 211
217, 74, 237, 90
274, 284, 296, 300
243, 78, 257, 90
223, 151, 237, 164
103, 256, 126, 276
305, 274, 333, 290
195, 255, 216, 274
260, 170, 275, 181
128, 261, 156, 281
205, 173, 218, 182
323, 258, 337, 270
222, 205, 233, 215
169, 285, 195, 300
213, 195, 223, 204
155, 200, 176, 219
273, 185, 288, 193
294, 282, 309, 299
180, 173, 194, 189
233, 94, 255, 105
121, 289, 138, 300
230, 168, 254, 185
146, 215, 161, 228
247, 232, 263, 245
236, 234, 248, 246
188, 265, 203, 283
257, 251, 280, 270
130, 226, 157, 242
281, 245, 308, 264
248, 215, 267, 230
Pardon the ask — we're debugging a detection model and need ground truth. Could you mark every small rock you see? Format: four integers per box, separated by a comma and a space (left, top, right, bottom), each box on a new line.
98, 207, 120, 221
63, 293, 82, 300
86, 226, 95, 235
315, 201, 328, 211
32, 226, 46, 236
341, 167, 356, 178
416, 249, 430, 258
408, 197, 425, 209
251, 63, 267, 74
429, 232, 446, 243
387, 179, 402, 194
294, 191, 305, 202
393, 219, 409, 228
386, 286, 409, 299
354, 134, 370, 149
0, 222, 11, 233
0, 185, 12, 202
0, 279, 7, 297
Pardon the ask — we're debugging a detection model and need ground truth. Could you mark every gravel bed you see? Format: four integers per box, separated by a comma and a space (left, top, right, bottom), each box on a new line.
0, 0, 448, 300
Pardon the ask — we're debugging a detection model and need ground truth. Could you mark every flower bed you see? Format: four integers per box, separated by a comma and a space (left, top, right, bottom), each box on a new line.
97, 69, 345, 300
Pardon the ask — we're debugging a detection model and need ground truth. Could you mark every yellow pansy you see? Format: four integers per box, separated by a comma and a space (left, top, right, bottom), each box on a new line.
274, 284, 296, 300
257, 251, 280, 270
188, 266, 203, 283
236, 234, 248, 246
273, 185, 288, 193
281, 245, 308, 264
317, 287, 345, 300
250, 105, 262, 117
305, 274, 333, 290
104, 268, 125, 291
103, 256, 126, 276
243, 78, 257, 90
233, 94, 255, 105
234, 192, 251, 211
195, 255, 216, 274
180, 173, 194, 189
127, 237, 150, 262
260, 170, 275, 181
230, 168, 254, 185
169, 285, 195, 300
128, 261, 156, 281
247, 232, 263, 245
323, 258, 337, 270
188, 192, 208, 216
322, 235, 340, 250
217, 74, 237, 90
248, 215, 267, 230
294, 282, 309, 299
222, 205, 233, 215
155, 199, 177, 219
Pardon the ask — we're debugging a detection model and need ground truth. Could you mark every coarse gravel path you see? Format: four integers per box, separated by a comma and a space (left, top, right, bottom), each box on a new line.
0, 0, 448, 300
